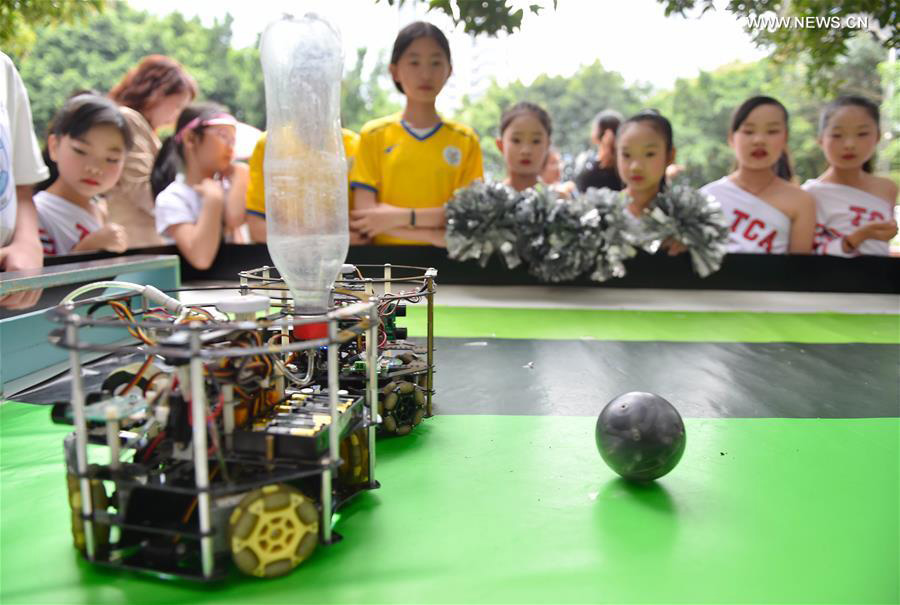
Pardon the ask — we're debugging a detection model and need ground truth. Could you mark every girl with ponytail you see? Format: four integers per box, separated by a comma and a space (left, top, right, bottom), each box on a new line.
151, 103, 248, 270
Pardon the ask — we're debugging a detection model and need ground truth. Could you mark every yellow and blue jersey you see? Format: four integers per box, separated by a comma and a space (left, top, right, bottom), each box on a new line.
246, 129, 360, 217
350, 113, 483, 244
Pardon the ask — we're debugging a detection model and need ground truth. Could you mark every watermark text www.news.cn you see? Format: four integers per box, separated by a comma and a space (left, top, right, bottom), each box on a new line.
746, 15, 869, 31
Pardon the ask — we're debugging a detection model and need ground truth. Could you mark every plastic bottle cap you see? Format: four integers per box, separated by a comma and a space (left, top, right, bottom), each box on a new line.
216, 294, 270, 314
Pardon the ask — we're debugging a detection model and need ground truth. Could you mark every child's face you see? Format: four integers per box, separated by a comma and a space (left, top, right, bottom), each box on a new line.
390, 36, 451, 104
49, 125, 126, 200
616, 122, 671, 196
819, 105, 879, 171
497, 113, 550, 178
728, 104, 787, 171
191, 124, 235, 175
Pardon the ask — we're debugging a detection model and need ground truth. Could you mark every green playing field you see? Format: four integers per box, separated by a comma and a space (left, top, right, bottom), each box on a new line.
1, 304, 897, 604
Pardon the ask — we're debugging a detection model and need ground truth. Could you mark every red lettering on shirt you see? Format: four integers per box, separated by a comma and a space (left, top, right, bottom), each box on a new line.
814, 224, 826, 247
743, 219, 766, 241
39, 228, 57, 256
849, 206, 867, 227
814, 224, 838, 254
870, 211, 885, 222
75, 223, 91, 241
757, 230, 777, 253
730, 209, 750, 232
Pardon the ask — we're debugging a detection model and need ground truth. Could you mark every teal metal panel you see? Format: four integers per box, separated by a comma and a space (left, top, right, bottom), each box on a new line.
0, 255, 180, 398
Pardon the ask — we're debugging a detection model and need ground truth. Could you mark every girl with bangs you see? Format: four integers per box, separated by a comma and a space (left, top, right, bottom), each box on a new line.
700, 96, 815, 254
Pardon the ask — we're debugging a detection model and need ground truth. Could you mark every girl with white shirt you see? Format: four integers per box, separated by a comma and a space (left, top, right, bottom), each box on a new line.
803, 96, 897, 256
150, 103, 248, 270
700, 96, 816, 254
33, 94, 131, 255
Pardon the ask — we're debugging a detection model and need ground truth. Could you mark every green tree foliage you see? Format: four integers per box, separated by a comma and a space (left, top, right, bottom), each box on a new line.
17, 2, 265, 138
0, 0, 103, 58
658, 0, 897, 93
877, 59, 900, 185
14, 1, 892, 191
17, 3, 400, 141
340, 48, 402, 132
379, 0, 556, 36
454, 62, 648, 178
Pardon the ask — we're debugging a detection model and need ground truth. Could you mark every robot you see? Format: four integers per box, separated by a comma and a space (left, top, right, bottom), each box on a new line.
48, 263, 436, 580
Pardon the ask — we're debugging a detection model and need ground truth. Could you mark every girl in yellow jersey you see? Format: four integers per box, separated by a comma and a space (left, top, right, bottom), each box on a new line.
244, 129, 359, 242
349, 21, 484, 246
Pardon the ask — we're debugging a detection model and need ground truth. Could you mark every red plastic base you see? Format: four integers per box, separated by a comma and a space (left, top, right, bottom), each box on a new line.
293, 322, 328, 340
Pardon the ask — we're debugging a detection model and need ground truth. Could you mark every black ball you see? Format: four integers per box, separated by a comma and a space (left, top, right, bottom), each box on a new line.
595, 392, 686, 481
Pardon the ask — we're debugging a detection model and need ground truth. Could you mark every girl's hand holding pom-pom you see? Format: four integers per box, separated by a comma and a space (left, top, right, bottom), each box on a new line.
548, 181, 576, 199
662, 237, 688, 256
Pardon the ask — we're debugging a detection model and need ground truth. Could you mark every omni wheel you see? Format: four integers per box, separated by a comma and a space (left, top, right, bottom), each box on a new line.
397, 352, 417, 365
229, 484, 319, 578
339, 428, 370, 485
66, 473, 109, 553
397, 353, 430, 401
379, 380, 426, 436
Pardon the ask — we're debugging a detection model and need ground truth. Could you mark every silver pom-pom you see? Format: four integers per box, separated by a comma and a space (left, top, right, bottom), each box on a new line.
639, 184, 729, 277
444, 181, 728, 282
513, 186, 600, 282
579, 188, 638, 282
446, 181, 519, 267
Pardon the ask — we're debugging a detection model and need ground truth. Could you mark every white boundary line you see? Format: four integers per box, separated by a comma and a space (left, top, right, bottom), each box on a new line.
433, 285, 900, 315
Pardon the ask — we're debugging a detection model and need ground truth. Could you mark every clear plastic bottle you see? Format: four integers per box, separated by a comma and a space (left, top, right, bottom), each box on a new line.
260, 14, 349, 313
